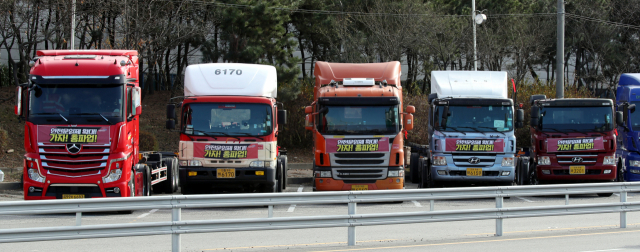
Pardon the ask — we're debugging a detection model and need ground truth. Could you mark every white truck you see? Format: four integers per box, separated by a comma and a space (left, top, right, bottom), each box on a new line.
166, 63, 288, 193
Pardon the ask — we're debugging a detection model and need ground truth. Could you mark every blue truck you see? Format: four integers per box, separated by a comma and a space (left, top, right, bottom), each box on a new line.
615, 73, 640, 181
408, 71, 527, 188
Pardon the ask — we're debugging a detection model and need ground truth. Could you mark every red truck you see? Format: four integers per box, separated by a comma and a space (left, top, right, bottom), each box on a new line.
304, 61, 414, 191
16, 50, 177, 200
527, 95, 620, 196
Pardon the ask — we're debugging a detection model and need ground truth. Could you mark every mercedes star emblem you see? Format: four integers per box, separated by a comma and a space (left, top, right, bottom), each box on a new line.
66, 143, 81, 154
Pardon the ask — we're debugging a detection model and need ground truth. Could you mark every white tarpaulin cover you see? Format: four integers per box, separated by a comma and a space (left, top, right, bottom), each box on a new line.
431, 71, 508, 99
184, 63, 277, 98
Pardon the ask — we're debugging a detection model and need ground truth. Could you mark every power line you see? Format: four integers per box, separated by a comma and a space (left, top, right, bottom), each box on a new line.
566, 13, 640, 30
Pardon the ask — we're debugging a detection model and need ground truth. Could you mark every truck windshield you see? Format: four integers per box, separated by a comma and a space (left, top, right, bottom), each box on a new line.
28, 84, 124, 124
436, 105, 513, 132
183, 103, 273, 136
317, 105, 399, 135
539, 106, 613, 132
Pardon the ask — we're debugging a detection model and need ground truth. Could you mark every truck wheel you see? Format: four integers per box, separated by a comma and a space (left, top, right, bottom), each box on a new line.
410, 152, 419, 183
529, 163, 539, 185
518, 158, 530, 185
280, 155, 288, 190
419, 161, 430, 188
276, 161, 283, 193
143, 165, 151, 197
129, 171, 136, 197
616, 160, 624, 182
172, 158, 179, 192
160, 158, 175, 194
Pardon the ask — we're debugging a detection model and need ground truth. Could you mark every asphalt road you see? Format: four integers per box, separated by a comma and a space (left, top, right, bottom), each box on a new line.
2, 183, 640, 252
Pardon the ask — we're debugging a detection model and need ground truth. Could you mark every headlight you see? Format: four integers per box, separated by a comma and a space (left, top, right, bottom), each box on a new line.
102, 169, 122, 183
250, 161, 265, 168
538, 156, 550, 165
501, 157, 515, 167
432, 156, 447, 166
630, 160, 640, 167
264, 161, 277, 168
388, 170, 404, 177
315, 171, 332, 177
27, 168, 45, 183
182, 160, 202, 166
603, 156, 615, 165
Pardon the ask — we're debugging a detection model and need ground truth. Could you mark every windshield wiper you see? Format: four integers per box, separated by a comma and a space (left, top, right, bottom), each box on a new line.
32, 112, 68, 122
207, 131, 242, 141
234, 132, 264, 141
189, 129, 218, 140
566, 129, 589, 136
72, 113, 112, 125
458, 126, 487, 136
439, 126, 466, 135
542, 128, 568, 135
477, 126, 505, 136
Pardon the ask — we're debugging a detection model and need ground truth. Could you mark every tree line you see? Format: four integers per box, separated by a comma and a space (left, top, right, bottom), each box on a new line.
1, 0, 640, 99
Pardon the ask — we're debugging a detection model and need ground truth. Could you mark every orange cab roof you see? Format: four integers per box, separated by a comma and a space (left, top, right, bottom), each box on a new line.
314, 61, 401, 86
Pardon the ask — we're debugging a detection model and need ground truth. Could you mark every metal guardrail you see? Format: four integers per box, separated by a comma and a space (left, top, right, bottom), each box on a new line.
1, 182, 639, 251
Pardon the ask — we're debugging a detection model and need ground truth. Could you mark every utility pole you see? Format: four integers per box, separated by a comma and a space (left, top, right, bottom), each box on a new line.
70, 0, 76, 50
556, 0, 564, 98
472, 0, 477, 71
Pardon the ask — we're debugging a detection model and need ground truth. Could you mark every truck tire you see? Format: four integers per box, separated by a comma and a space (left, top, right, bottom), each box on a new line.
419, 160, 430, 188
280, 155, 288, 190
277, 161, 283, 192
172, 158, 179, 192
159, 158, 175, 194
616, 159, 624, 182
517, 158, 530, 185
410, 152, 419, 183
143, 165, 151, 197
529, 163, 539, 185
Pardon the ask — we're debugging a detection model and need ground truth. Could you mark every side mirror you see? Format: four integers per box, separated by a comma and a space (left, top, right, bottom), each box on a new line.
629, 104, 636, 113
131, 87, 141, 116
440, 106, 449, 128
616, 111, 624, 127
404, 113, 414, 131
304, 114, 314, 131
15, 86, 23, 116
530, 106, 540, 127
428, 93, 438, 104
406, 105, 415, 114
516, 109, 524, 128
305, 106, 313, 114
166, 104, 176, 120
278, 110, 287, 125
166, 119, 176, 130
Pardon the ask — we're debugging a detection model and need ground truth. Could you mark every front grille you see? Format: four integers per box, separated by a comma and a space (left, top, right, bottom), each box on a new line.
335, 159, 385, 165
452, 153, 497, 167
449, 170, 500, 176
556, 154, 598, 166
38, 143, 109, 177
332, 167, 388, 180
334, 153, 385, 159
553, 169, 601, 175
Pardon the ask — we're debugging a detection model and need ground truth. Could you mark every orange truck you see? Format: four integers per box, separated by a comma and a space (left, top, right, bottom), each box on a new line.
304, 61, 415, 191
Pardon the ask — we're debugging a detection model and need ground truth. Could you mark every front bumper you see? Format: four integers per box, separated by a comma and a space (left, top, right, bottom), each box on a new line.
179, 166, 276, 187
23, 174, 128, 200
313, 166, 404, 191
535, 165, 616, 181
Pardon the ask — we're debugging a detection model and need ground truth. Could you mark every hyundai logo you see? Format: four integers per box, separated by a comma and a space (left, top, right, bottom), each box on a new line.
468, 157, 480, 164
572, 157, 583, 163
66, 144, 82, 154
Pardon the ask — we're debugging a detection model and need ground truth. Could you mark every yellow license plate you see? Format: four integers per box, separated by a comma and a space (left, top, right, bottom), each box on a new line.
466, 168, 483, 176
188, 171, 197, 176
570, 166, 585, 174
351, 185, 368, 191
217, 168, 236, 178
62, 194, 85, 199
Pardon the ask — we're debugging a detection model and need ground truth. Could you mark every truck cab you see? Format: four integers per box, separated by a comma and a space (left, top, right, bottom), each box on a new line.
615, 73, 640, 181
529, 95, 620, 186
166, 63, 287, 193
418, 71, 525, 187
16, 50, 176, 200
304, 61, 415, 191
